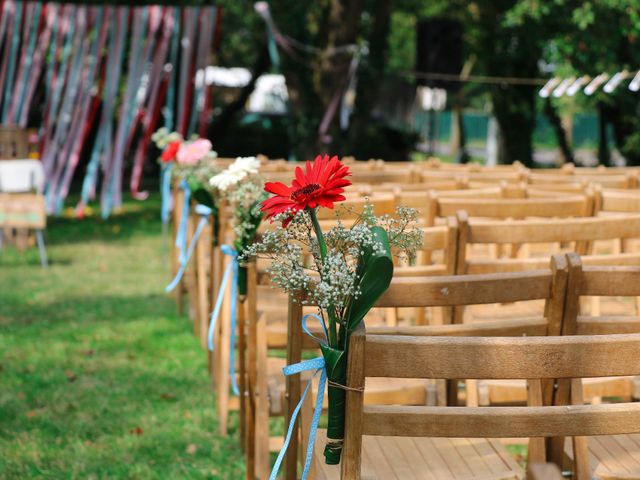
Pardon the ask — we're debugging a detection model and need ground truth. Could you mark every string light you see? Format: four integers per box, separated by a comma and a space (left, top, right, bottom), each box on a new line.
539, 77, 561, 98
603, 70, 629, 93
584, 73, 610, 95
552, 77, 575, 97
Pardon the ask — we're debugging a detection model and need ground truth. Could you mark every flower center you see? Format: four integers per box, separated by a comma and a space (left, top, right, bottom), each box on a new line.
291, 183, 321, 200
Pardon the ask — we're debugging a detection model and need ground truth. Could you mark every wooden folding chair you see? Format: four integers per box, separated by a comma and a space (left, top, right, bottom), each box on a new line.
0, 192, 47, 266
320, 328, 640, 479
282, 256, 568, 479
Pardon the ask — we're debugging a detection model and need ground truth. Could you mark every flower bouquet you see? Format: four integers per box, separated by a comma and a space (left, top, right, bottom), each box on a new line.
152, 128, 221, 219
243, 155, 420, 465
209, 156, 266, 295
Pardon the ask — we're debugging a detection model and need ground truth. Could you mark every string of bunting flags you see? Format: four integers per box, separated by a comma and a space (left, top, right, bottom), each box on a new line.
0, 0, 221, 218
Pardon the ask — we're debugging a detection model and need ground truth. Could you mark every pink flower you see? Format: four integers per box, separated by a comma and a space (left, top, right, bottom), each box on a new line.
176, 139, 212, 165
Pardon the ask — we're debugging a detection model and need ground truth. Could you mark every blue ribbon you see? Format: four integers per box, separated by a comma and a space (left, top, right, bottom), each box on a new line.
207, 245, 240, 396
160, 164, 173, 224
270, 313, 328, 480
175, 179, 191, 265
165, 201, 209, 293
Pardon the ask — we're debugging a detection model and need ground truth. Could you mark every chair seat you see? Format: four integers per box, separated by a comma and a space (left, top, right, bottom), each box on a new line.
564, 434, 640, 479
312, 430, 524, 480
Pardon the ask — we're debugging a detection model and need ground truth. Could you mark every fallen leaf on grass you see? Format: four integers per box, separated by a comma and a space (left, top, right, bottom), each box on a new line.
26, 407, 46, 419
186, 444, 198, 455
130, 426, 144, 435
160, 393, 177, 401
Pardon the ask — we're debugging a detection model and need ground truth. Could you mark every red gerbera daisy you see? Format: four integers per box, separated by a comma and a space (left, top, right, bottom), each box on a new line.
261, 154, 352, 225
160, 141, 181, 163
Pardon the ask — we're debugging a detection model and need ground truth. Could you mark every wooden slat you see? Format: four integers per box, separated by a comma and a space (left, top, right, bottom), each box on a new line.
0, 193, 45, 228
376, 270, 552, 308
466, 214, 640, 244
527, 463, 563, 480
362, 403, 640, 438
580, 266, 640, 296
364, 334, 640, 379
438, 196, 589, 218
577, 316, 640, 334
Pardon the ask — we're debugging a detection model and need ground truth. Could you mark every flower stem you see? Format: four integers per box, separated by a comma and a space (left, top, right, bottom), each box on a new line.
308, 207, 327, 261
307, 207, 337, 346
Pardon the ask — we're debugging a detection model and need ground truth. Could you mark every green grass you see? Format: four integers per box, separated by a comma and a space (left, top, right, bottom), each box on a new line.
0, 195, 244, 479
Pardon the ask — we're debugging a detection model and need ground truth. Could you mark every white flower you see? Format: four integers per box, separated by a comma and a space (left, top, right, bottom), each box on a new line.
228, 156, 260, 176
209, 170, 246, 191
208, 156, 259, 191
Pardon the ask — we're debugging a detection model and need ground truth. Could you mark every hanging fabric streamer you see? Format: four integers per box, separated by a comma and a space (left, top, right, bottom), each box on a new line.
45, 7, 89, 212
41, 4, 78, 178
6, 1, 41, 124
176, 8, 196, 136
163, 6, 181, 131
101, 6, 146, 217
0, 3, 215, 218
130, 7, 175, 200
56, 7, 109, 209
18, 3, 56, 127
206, 244, 240, 396
0, 0, 17, 119
1, 0, 22, 121
78, 6, 128, 214
187, 6, 213, 137
198, 6, 219, 137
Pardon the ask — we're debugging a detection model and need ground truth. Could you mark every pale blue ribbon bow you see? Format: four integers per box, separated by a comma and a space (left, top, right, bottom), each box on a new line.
165, 202, 210, 293
270, 313, 329, 480
206, 245, 240, 396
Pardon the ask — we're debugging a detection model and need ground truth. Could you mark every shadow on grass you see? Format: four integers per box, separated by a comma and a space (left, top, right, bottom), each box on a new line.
45, 194, 165, 246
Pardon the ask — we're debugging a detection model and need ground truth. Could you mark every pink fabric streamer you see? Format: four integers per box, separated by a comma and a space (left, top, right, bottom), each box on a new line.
18, 4, 57, 127
130, 8, 175, 200
0, 3, 215, 217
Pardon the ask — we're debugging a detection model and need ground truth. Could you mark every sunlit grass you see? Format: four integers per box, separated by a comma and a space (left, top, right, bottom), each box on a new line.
0, 195, 244, 479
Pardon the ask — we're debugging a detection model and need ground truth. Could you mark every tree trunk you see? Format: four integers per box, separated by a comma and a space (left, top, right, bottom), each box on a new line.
543, 98, 575, 164
347, 0, 392, 157
597, 103, 611, 166
492, 84, 536, 166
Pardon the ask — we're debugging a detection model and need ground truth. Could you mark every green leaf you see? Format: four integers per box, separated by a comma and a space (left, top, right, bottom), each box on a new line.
346, 226, 393, 331
191, 188, 216, 212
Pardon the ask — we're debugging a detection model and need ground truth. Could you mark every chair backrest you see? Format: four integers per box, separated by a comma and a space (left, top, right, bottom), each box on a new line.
315, 194, 396, 223
395, 220, 458, 276
284, 257, 569, 478
0, 193, 46, 229
340, 326, 640, 479
437, 193, 594, 219
597, 188, 640, 214
562, 253, 640, 336
456, 212, 640, 274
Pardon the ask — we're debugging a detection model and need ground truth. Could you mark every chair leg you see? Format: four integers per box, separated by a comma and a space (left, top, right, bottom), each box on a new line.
35, 230, 48, 268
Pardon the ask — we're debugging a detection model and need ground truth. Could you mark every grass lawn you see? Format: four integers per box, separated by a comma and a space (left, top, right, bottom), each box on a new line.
0, 195, 244, 479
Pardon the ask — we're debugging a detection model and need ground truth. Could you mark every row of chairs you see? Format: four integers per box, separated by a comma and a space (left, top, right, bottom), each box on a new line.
169, 158, 640, 479
239, 253, 640, 479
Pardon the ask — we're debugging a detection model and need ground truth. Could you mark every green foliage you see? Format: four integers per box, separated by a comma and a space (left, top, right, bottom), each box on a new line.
0, 196, 244, 479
